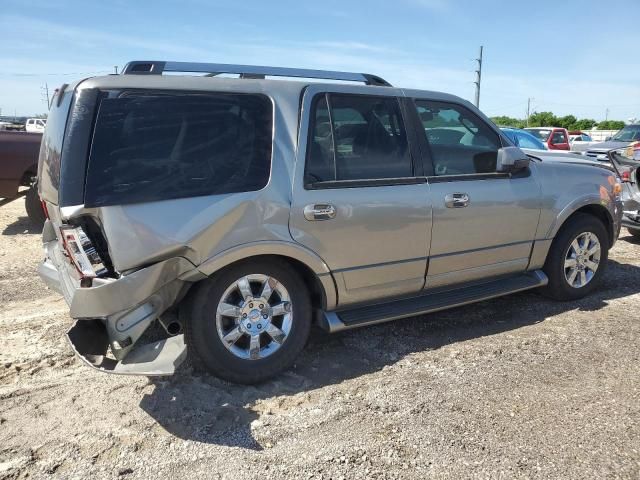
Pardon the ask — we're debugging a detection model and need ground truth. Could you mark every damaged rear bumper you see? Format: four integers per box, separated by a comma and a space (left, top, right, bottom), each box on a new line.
38, 241, 205, 376
67, 319, 187, 376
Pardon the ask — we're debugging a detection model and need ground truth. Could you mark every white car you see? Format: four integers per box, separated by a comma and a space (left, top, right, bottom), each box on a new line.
25, 118, 46, 133
569, 132, 596, 152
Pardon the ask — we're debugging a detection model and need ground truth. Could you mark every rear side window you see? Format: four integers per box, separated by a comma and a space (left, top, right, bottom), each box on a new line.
85, 92, 272, 207
305, 94, 412, 184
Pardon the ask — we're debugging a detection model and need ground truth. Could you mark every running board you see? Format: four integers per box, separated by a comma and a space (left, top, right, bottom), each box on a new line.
320, 270, 548, 333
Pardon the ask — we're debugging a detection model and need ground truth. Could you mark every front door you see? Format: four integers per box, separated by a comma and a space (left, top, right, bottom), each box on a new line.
411, 99, 541, 289
290, 89, 432, 306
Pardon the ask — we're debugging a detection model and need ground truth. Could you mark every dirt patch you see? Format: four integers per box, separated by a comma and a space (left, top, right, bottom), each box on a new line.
1, 198, 639, 479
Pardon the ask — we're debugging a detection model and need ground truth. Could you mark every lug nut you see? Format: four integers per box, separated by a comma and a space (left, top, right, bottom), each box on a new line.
242, 313, 247, 318
259, 304, 264, 309
263, 314, 268, 319
257, 324, 262, 330
249, 302, 254, 308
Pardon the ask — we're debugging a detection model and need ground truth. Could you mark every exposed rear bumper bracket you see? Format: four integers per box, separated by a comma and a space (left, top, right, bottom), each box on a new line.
67, 319, 187, 376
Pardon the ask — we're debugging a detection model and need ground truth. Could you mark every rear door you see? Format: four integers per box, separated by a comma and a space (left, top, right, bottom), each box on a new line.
290, 86, 432, 307
409, 98, 541, 289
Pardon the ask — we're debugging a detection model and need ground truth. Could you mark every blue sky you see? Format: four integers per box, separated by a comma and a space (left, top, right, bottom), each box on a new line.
1, 0, 639, 121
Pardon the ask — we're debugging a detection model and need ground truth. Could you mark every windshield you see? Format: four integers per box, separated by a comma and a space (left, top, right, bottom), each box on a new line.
526, 129, 551, 141
611, 125, 640, 142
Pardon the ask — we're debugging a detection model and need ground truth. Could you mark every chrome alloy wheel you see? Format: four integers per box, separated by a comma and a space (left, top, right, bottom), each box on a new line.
215, 274, 292, 360
564, 231, 601, 288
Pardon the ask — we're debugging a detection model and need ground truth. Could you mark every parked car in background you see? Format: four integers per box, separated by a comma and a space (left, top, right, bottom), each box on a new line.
500, 127, 547, 150
569, 131, 592, 141
525, 127, 571, 150
0, 131, 45, 226
502, 128, 586, 161
25, 118, 46, 133
569, 131, 597, 152
585, 124, 640, 161
37, 60, 622, 384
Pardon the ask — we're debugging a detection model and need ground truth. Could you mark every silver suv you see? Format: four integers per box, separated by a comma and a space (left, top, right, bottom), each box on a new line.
37, 61, 622, 384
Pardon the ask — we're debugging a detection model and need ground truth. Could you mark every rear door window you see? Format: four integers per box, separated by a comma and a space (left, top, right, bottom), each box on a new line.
305, 94, 412, 184
85, 92, 273, 207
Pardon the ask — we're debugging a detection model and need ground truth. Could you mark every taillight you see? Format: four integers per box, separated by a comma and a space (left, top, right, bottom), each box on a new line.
622, 171, 630, 182
59, 225, 107, 279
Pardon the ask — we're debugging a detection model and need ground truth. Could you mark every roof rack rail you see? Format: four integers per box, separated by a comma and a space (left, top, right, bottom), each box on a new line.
121, 61, 392, 87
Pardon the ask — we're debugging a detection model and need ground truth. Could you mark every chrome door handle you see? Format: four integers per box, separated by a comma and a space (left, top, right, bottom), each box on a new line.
303, 204, 337, 221
444, 193, 470, 208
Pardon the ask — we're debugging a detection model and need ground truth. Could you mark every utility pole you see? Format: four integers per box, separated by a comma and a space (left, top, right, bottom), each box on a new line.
526, 97, 533, 127
474, 46, 483, 108
41, 83, 50, 108
605, 108, 609, 121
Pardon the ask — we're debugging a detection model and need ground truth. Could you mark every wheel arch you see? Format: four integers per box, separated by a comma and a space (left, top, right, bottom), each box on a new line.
571, 204, 614, 248
548, 198, 615, 248
192, 241, 338, 311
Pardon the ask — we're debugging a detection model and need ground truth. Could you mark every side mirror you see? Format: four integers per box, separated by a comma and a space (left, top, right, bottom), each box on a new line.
497, 146, 530, 172
605, 136, 612, 141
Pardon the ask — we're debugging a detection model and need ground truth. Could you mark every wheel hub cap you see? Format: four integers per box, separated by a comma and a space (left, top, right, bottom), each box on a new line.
215, 274, 293, 360
564, 231, 601, 288
239, 298, 272, 333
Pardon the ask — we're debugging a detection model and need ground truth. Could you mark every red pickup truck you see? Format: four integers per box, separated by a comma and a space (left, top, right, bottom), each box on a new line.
0, 131, 45, 227
524, 127, 571, 150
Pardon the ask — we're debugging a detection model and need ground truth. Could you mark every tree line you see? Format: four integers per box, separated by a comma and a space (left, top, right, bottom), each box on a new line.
490, 112, 625, 131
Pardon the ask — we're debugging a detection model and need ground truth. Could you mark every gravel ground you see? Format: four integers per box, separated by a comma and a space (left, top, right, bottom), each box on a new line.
1, 197, 639, 480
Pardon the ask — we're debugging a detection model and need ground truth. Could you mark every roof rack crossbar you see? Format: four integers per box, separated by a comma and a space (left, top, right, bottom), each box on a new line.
121, 61, 392, 86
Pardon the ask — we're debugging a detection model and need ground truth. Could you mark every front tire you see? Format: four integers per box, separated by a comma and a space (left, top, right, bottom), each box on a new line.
541, 213, 608, 301
184, 260, 312, 384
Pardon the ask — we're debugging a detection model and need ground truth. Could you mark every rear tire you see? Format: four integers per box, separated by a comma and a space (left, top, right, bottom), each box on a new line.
184, 260, 312, 384
541, 213, 608, 301
25, 185, 45, 230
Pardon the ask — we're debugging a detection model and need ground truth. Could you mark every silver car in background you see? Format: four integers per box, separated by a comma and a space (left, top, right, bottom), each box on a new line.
37, 61, 622, 384
585, 124, 640, 161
